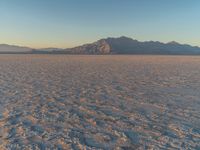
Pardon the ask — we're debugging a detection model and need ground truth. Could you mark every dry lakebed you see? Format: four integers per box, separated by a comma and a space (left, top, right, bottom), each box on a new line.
0, 55, 200, 149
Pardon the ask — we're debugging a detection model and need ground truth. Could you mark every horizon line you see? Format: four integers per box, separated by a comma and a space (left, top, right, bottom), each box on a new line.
0, 36, 199, 49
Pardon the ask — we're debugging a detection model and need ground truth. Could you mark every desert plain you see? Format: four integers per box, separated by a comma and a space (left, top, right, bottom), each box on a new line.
0, 55, 200, 149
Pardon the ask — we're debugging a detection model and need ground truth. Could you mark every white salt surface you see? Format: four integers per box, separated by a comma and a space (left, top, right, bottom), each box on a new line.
0, 55, 200, 149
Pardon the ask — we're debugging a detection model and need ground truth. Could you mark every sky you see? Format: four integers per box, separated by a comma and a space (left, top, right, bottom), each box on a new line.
0, 0, 200, 48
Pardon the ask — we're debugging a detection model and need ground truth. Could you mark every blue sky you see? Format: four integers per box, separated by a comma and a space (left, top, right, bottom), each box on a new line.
0, 0, 200, 48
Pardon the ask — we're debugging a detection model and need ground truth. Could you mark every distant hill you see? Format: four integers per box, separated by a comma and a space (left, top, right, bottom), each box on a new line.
1, 36, 200, 55
0, 44, 32, 53
0, 45, 64, 54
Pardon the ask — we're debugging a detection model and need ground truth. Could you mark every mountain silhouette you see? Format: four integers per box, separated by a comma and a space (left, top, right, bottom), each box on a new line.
63, 36, 200, 55
1, 36, 200, 55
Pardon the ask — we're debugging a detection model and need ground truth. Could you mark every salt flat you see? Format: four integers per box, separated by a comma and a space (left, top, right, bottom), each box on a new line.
0, 55, 200, 149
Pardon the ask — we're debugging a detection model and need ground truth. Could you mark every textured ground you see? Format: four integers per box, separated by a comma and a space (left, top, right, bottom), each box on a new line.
0, 55, 200, 150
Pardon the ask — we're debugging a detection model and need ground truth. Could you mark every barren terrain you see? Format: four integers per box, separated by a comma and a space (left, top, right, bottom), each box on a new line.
0, 55, 200, 149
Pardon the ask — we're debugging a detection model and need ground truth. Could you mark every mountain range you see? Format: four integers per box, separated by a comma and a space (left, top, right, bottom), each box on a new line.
1, 36, 200, 55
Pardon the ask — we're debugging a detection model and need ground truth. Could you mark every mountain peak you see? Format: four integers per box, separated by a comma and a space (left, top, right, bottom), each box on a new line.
105, 36, 135, 41
167, 41, 180, 45
119, 36, 133, 40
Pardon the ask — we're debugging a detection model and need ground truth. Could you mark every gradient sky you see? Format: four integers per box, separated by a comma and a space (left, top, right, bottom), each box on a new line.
0, 0, 200, 48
